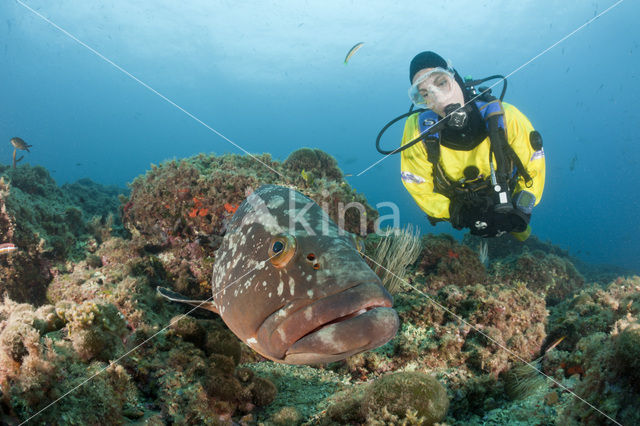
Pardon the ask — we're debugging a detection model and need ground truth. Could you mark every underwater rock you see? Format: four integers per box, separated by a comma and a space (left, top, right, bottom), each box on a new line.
122, 150, 376, 248
360, 371, 449, 424
614, 321, 640, 390
0, 173, 49, 305
271, 406, 302, 425
395, 279, 547, 377
62, 177, 125, 229
168, 315, 206, 348
545, 276, 640, 351
283, 147, 343, 181
491, 249, 585, 305
540, 277, 640, 425
418, 234, 487, 290
0, 298, 138, 424
57, 300, 128, 362
0, 166, 126, 305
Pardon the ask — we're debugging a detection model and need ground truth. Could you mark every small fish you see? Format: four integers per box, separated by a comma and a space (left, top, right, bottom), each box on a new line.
569, 154, 578, 171
545, 335, 565, 353
300, 169, 309, 183
0, 243, 18, 254
344, 42, 364, 65
10, 137, 31, 152
158, 184, 399, 364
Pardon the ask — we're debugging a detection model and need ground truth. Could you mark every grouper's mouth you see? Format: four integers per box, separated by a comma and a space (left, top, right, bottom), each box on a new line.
256, 282, 400, 364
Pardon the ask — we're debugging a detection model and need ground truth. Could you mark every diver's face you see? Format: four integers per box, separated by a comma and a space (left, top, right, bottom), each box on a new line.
412, 67, 464, 117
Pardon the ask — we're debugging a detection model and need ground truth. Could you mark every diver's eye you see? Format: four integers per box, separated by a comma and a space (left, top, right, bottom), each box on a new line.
268, 234, 296, 268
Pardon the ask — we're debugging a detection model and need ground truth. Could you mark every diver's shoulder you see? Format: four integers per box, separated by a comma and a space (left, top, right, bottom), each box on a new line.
501, 102, 531, 122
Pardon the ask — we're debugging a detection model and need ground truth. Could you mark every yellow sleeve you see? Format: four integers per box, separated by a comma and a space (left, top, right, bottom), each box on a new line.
399, 114, 451, 219
504, 103, 546, 206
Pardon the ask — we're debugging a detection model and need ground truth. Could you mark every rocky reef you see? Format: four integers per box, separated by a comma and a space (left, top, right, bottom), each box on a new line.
121, 150, 377, 300
0, 151, 638, 425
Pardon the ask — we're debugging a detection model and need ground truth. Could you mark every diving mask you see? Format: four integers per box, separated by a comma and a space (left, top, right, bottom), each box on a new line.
408, 68, 464, 116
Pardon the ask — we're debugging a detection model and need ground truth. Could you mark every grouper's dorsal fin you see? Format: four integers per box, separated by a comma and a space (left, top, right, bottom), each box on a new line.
156, 286, 219, 314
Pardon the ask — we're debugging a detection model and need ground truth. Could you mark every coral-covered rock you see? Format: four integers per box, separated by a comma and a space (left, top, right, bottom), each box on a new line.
123, 151, 376, 242
169, 315, 206, 348
491, 250, 585, 305
418, 234, 486, 290
614, 321, 640, 390
57, 300, 128, 362
0, 299, 138, 424
542, 277, 640, 425
394, 280, 547, 377
121, 150, 377, 299
464, 232, 570, 260
62, 178, 125, 238
0, 166, 127, 305
0, 174, 49, 305
545, 277, 640, 351
271, 406, 302, 425
283, 147, 343, 181
360, 371, 449, 424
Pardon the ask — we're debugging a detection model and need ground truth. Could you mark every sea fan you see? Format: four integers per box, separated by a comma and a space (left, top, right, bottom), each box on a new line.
368, 224, 422, 294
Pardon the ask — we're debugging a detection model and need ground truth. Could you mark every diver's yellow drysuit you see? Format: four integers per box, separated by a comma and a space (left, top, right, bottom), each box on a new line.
400, 102, 545, 223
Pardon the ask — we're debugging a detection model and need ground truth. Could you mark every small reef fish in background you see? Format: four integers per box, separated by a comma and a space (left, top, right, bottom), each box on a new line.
158, 184, 399, 365
344, 41, 365, 64
10, 137, 31, 151
0, 243, 18, 254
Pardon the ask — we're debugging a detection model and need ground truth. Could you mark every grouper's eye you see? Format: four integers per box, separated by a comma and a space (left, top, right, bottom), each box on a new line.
268, 234, 296, 268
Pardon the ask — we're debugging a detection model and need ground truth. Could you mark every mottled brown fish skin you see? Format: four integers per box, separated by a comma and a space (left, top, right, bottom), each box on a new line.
211, 184, 399, 364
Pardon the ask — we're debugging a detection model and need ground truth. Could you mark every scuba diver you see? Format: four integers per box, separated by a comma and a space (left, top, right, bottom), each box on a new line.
376, 51, 545, 240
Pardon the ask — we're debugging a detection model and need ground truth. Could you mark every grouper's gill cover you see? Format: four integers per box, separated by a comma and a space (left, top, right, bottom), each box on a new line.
209, 184, 399, 364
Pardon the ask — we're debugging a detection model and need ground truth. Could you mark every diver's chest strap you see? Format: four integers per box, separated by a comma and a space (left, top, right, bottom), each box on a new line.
419, 100, 532, 200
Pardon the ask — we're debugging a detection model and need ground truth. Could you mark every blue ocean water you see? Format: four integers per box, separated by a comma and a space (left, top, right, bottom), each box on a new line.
0, 0, 638, 271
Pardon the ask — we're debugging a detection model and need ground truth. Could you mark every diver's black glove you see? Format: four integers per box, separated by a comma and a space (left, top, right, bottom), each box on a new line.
449, 196, 491, 230
469, 207, 530, 238
450, 197, 529, 237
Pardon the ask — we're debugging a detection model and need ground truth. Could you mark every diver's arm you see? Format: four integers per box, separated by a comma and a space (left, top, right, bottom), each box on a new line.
504, 104, 546, 207
399, 116, 450, 220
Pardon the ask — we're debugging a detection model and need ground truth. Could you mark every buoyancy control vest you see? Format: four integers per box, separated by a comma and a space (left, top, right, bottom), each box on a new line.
417, 98, 532, 203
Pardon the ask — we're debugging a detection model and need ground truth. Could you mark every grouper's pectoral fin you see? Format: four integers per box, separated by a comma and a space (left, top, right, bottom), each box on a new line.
156, 286, 219, 314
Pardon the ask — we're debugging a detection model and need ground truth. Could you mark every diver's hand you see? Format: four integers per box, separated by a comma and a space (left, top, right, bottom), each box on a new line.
469, 208, 530, 238
449, 197, 492, 230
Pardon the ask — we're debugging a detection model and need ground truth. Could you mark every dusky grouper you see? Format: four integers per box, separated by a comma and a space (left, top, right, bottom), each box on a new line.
158, 184, 399, 364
